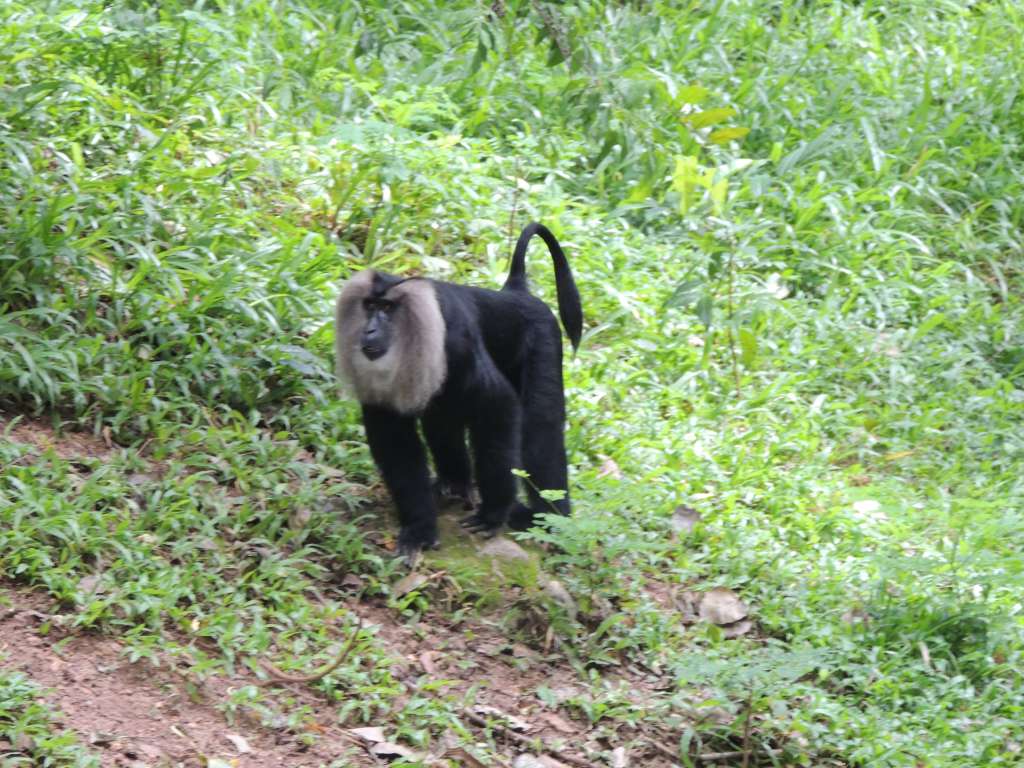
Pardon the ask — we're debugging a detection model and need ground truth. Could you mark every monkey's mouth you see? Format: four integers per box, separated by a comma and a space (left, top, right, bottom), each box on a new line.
361, 344, 387, 361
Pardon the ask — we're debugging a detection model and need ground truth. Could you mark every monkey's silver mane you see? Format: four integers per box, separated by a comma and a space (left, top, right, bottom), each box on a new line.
335, 271, 447, 414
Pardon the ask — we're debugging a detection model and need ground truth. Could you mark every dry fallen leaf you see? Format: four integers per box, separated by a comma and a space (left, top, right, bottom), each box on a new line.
224, 733, 251, 753
370, 741, 419, 760
511, 643, 536, 659
391, 572, 429, 598
340, 573, 363, 590
348, 727, 386, 743
541, 712, 575, 734
76, 574, 102, 596
444, 747, 489, 767
474, 640, 506, 657
419, 650, 439, 674
611, 745, 629, 767
472, 705, 531, 732
698, 587, 749, 626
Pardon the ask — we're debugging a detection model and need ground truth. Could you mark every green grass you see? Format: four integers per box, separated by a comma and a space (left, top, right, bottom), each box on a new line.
2, 0, 1023, 765
0, 667, 99, 767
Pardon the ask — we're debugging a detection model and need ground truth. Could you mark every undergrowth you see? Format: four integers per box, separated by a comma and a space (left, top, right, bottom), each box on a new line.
1, 1, 1022, 765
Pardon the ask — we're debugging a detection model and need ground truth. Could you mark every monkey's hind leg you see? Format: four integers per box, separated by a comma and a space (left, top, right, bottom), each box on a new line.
461, 373, 522, 536
509, 331, 572, 531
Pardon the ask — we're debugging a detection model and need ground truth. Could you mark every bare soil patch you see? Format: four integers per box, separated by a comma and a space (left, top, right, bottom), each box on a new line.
1, 412, 115, 462
0, 588, 368, 768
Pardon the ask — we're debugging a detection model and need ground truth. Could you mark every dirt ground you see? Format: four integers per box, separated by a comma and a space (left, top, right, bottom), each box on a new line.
0, 416, 679, 767
0, 584, 625, 767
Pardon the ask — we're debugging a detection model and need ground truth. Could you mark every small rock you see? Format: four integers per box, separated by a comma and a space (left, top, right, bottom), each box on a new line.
543, 580, 578, 621
479, 537, 530, 561
721, 618, 753, 638
698, 587, 748, 626
669, 505, 701, 535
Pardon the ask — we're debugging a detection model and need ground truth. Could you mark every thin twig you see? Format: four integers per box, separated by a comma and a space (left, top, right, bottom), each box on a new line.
647, 737, 783, 764
647, 738, 678, 760
463, 710, 600, 768
258, 617, 363, 686
741, 686, 755, 768
699, 747, 782, 763
727, 248, 742, 397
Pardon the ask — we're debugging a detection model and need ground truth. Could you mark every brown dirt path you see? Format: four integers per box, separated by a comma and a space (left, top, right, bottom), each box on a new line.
0, 589, 369, 767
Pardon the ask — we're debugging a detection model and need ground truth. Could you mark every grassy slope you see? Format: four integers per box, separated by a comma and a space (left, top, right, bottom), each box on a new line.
1, 0, 1023, 765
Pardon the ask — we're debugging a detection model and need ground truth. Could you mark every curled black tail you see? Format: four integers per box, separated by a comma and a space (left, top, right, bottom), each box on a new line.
504, 222, 583, 350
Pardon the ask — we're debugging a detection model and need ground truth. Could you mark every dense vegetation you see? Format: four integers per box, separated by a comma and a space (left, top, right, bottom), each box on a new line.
1, 1, 1022, 765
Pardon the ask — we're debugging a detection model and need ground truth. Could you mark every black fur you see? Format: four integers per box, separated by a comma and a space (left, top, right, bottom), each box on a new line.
353, 223, 581, 557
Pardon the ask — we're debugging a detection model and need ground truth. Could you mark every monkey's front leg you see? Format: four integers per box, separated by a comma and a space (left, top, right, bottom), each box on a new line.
362, 405, 440, 560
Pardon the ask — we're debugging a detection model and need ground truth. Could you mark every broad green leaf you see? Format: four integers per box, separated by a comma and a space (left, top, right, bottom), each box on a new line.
546, 39, 566, 67
624, 176, 654, 203
738, 328, 758, 367
469, 38, 487, 75
709, 126, 750, 144
709, 178, 728, 214
666, 279, 703, 309
696, 295, 714, 327
686, 107, 737, 129
678, 84, 710, 104
913, 312, 947, 340
672, 155, 702, 214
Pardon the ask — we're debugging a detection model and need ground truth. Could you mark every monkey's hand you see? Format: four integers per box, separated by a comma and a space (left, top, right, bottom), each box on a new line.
397, 527, 440, 565
460, 513, 502, 538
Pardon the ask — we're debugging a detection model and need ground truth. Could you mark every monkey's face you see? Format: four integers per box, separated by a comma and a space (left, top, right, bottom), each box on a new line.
360, 298, 397, 361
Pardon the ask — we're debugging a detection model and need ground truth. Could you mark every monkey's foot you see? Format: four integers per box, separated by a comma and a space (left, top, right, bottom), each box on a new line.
459, 513, 502, 538
507, 503, 536, 532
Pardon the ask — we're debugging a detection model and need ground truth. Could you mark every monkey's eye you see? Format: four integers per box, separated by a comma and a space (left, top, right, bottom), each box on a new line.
363, 298, 397, 315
